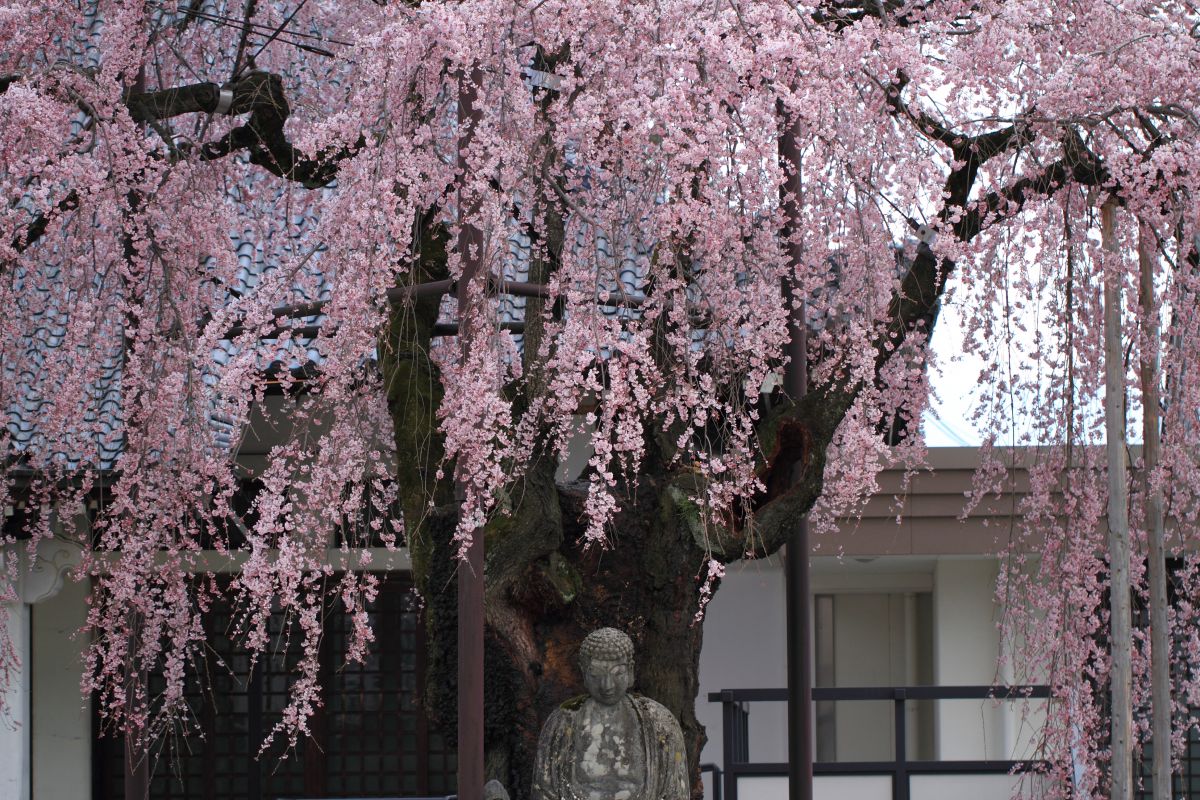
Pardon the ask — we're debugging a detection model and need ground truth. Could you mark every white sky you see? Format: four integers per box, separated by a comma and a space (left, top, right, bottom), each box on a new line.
921, 268, 1150, 449
923, 292, 986, 447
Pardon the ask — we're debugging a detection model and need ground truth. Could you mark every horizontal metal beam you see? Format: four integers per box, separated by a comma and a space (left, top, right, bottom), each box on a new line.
431, 320, 526, 337
810, 760, 1047, 775
709, 688, 788, 702
713, 684, 1053, 800
723, 759, 1047, 777
709, 685, 1051, 703
220, 276, 656, 341
724, 762, 790, 776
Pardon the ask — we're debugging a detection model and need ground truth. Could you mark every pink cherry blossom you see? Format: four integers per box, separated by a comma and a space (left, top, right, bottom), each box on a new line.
1, 1, 1199, 792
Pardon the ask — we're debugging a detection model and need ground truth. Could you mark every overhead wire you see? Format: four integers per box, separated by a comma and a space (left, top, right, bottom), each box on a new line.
148, 1, 348, 58
248, 0, 318, 64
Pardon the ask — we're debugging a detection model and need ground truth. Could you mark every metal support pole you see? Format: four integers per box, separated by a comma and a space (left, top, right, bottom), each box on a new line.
122, 615, 150, 800
722, 695, 739, 800
123, 737, 148, 800
893, 690, 908, 800
779, 100, 813, 800
784, 511, 812, 800
456, 527, 485, 800
455, 63, 486, 800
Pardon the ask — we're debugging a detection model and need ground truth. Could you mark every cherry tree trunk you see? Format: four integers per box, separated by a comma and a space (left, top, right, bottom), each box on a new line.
418, 466, 714, 799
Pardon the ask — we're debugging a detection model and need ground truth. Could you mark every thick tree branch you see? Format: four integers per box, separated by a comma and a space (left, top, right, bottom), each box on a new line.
125, 72, 360, 186
128, 71, 361, 188
954, 132, 1110, 240
812, 0, 931, 30
746, 124, 1108, 559
8, 190, 79, 256
7, 71, 360, 258
880, 72, 964, 150
880, 72, 1035, 210
125, 80, 225, 121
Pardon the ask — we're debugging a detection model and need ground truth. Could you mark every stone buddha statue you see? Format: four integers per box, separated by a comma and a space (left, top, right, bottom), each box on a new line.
532, 628, 689, 800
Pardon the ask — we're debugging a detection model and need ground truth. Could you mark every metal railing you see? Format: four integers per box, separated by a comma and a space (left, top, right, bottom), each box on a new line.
700, 762, 724, 800
709, 685, 1051, 800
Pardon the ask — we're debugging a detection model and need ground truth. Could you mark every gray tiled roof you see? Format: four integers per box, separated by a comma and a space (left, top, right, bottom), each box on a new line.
9, 196, 775, 473
5, 261, 125, 471
6, 190, 329, 469
6, 0, 668, 471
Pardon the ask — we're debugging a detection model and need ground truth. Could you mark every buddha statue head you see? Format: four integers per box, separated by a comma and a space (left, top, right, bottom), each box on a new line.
578, 627, 635, 707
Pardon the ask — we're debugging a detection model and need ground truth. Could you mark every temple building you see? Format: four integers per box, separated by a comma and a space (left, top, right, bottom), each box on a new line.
5, 445, 1140, 800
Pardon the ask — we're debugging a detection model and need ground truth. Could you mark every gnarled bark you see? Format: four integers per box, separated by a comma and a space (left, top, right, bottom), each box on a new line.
414, 464, 714, 799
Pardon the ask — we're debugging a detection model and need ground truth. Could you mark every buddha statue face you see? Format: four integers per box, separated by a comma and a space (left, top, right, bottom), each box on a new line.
582, 656, 634, 706
577, 627, 636, 707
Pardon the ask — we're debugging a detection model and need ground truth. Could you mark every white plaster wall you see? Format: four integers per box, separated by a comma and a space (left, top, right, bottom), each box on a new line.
736, 776, 788, 800
741, 775, 893, 800
932, 558, 1006, 760
554, 417, 595, 483
911, 774, 1048, 799
731, 774, 972, 800
815, 775, 892, 799
1, 599, 31, 800
31, 576, 91, 800
697, 556, 788, 772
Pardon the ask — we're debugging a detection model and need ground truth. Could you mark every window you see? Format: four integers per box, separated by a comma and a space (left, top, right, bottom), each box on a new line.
95, 573, 455, 799
812, 591, 934, 762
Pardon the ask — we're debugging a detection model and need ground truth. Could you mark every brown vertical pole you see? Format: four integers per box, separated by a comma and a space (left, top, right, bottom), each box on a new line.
456, 63, 486, 800
456, 488, 485, 800
124, 614, 149, 800
779, 100, 813, 800
123, 737, 148, 800
123, 692, 148, 796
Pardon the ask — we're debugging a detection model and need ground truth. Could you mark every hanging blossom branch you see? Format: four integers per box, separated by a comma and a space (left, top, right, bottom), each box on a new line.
3, 68, 360, 261
5, 1, 1200, 788
746, 80, 1114, 559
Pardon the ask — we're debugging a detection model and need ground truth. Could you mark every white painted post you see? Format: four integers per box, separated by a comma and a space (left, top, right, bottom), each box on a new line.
0, 584, 31, 800
1102, 201, 1133, 800
1139, 222, 1172, 800
3, 529, 88, 800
